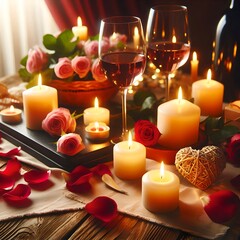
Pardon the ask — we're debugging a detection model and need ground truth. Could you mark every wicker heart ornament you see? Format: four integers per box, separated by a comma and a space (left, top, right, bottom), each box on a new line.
175, 146, 226, 190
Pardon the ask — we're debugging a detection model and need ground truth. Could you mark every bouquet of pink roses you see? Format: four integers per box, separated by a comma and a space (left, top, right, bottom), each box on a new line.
18, 30, 125, 88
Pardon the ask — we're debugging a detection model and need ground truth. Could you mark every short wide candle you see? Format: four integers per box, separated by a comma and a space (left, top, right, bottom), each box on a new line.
192, 69, 224, 117
23, 75, 58, 130
142, 162, 180, 213
113, 132, 146, 180
157, 87, 200, 149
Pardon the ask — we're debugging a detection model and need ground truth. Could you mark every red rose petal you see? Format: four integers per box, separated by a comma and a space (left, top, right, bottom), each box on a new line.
0, 173, 15, 191
202, 190, 240, 223
85, 196, 118, 223
0, 146, 21, 158
231, 175, 240, 190
23, 169, 51, 184
1, 158, 21, 178
91, 164, 112, 177
2, 184, 31, 201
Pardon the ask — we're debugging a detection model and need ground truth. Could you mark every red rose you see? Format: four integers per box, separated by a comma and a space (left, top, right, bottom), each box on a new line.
42, 108, 76, 137
134, 120, 161, 147
226, 133, 240, 166
57, 133, 84, 156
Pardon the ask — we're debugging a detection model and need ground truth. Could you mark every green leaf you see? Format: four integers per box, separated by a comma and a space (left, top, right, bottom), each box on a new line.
205, 117, 224, 133
20, 55, 28, 67
43, 34, 57, 50
133, 90, 156, 106
141, 96, 156, 110
18, 68, 32, 82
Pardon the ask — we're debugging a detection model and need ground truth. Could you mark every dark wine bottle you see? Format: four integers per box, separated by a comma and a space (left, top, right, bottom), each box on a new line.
213, 0, 240, 102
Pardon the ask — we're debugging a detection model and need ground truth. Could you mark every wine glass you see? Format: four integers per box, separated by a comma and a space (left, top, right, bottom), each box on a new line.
146, 5, 190, 100
99, 16, 146, 142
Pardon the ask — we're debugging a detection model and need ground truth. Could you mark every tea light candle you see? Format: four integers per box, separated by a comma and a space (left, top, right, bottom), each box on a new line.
113, 132, 146, 180
142, 162, 180, 213
83, 97, 110, 125
72, 16, 88, 41
157, 87, 200, 149
85, 122, 110, 141
191, 51, 199, 82
192, 69, 224, 117
0, 105, 22, 124
23, 74, 58, 130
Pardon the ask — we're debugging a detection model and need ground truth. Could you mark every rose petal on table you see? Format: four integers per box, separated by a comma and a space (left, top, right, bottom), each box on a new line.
23, 169, 51, 184
201, 190, 240, 223
0, 173, 15, 192
91, 164, 112, 177
66, 173, 92, 193
0, 146, 21, 158
85, 196, 118, 223
1, 157, 21, 178
102, 174, 127, 194
2, 184, 31, 201
231, 175, 240, 190
69, 165, 92, 181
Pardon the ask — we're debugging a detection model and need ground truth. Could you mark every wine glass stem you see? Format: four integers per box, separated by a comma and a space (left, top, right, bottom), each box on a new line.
165, 74, 171, 101
121, 88, 128, 139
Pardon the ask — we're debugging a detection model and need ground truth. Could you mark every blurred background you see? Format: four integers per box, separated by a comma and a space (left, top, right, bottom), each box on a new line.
0, 0, 230, 78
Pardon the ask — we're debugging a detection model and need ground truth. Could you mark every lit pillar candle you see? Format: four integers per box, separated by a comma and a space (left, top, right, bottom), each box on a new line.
192, 69, 224, 117
83, 97, 110, 125
72, 17, 88, 41
0, 105, 22, 124
191, 51, 199, 82
113, 132, 146, 180
23, 74, 58, 130
157, 87, 200, 149
142, 161, 180, 213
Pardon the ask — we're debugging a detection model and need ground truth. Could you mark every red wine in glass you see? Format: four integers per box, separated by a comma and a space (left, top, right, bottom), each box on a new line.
147, 42, 190, 73
100, 52, 146, 88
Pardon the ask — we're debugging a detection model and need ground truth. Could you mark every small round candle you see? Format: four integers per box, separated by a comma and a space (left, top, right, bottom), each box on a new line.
192, 69, 224, 117
72, 16, 88, 41
142, 162, 180, 213
23, 74, 58, 130
113, 132, 146, 180
83, 97, 110, 125
85, 122, 110, 141
0, 105, 22, 124
157, 87, 200, 149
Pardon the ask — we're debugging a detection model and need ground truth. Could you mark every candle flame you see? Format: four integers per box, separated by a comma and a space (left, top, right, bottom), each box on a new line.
94, 97, 99, 108
160, 161, 165, 179
207, 69, 212, 84
77, 17, 83, 27
172, 35, 176, 43
128, 131, 133, 150
178, 87, 183, 103
193, 51, 197, 61
38, 74, 42, 89
94, 121, 99, 132
9, 105, 15, 112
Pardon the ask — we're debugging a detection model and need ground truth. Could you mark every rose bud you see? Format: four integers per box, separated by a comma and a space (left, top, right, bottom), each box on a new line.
201, 190, 240, 223
54, 57, 74, 79
134, 120, 161, 147
57, 133, 84, 156
71, 56, 91, 78
226, 133, 240, 166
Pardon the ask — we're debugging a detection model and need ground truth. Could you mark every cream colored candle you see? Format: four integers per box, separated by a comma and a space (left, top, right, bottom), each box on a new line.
142, 162, 180, 213
192, 69, 224, 117
72, 17, 88, 41
85, 122, 110, 141
191, 51, 199, 82
113, 132, 146, 180
23, 75, 58, 130
0, 105, 22, 124
83, 97, 110, 125
157, 87, 200, 149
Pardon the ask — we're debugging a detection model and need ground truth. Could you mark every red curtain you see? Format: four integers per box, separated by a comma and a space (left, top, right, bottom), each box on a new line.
44, 0, 160, 35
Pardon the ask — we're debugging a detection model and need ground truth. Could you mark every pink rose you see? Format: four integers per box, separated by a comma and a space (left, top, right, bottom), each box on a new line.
54, 57, 74, 79
71, 56, 91, 78
26, 46, 48, 73
109, 33, 127, 47
42, 108, 76, 137
134, 120, 161, 147
226, 133, 240, 166
57, 133, 84, 156
91, 59, 107, 82
84, 40, 99, 58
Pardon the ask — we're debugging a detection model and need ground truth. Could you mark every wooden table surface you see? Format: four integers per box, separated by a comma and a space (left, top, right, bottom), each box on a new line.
0, 75, 240, 240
